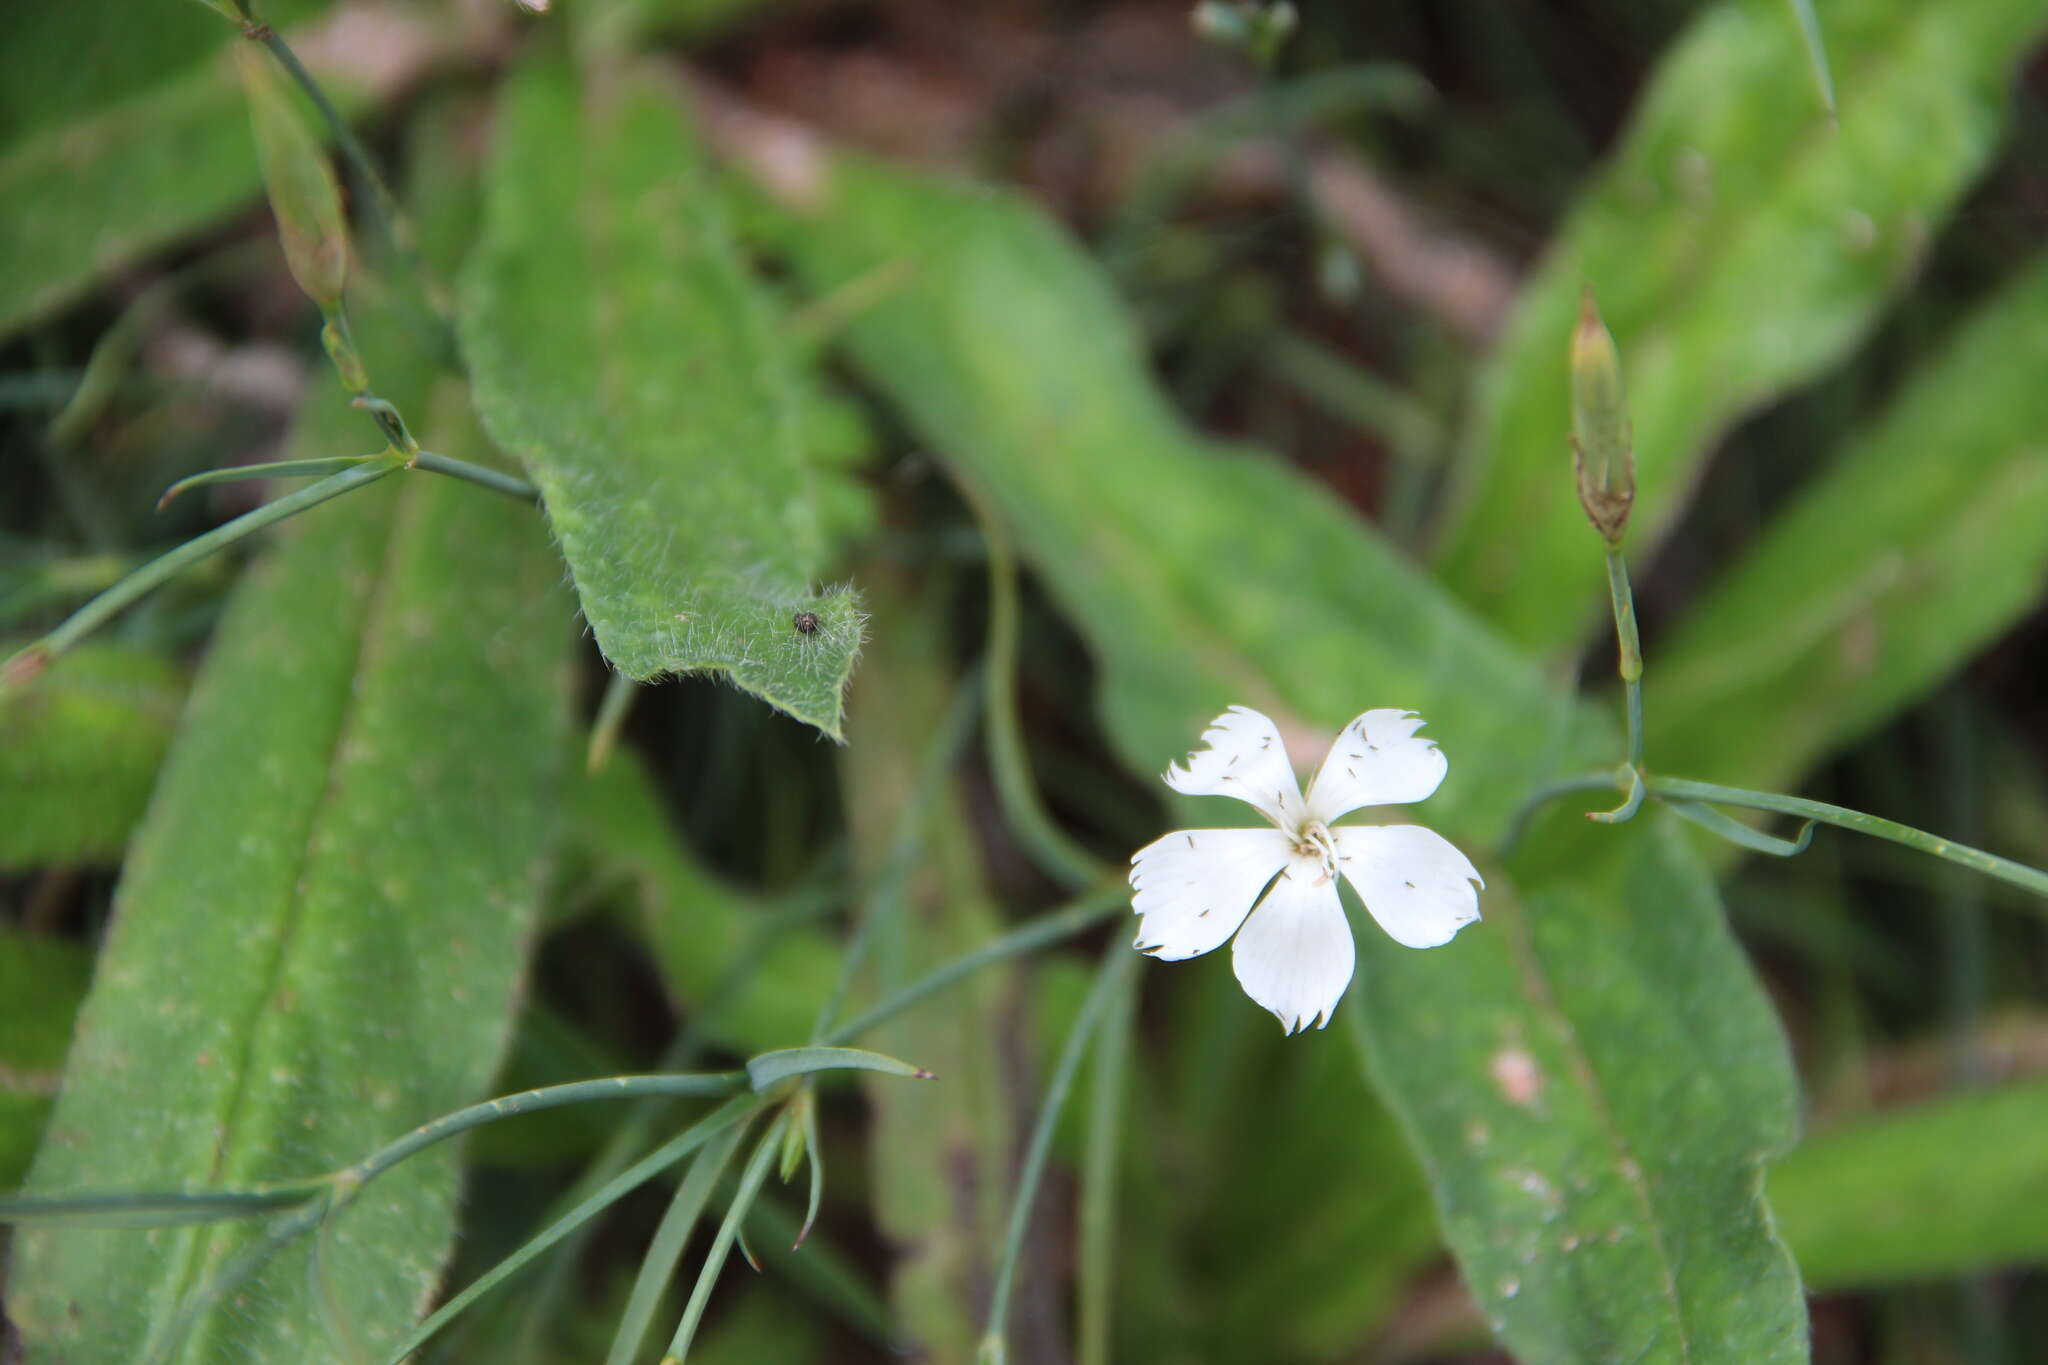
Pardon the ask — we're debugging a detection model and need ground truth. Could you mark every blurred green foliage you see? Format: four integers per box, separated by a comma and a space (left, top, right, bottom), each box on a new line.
3, 0, 2047, 1362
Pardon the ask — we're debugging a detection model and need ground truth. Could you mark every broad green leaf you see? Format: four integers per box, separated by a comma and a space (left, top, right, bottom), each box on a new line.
1433, 0, 2048, 654
567, 751, 839, 1051
0, 642, 184, 869
750, 152, 1805, 1363
0, 931, 92, 1189
841, 584, 1013, 1359
0, 1, 349, 339
1773, 1078, 2048, 1287
1649, 255, 2048, 793
462, 53, 860, 738
4, 390, 572, 1363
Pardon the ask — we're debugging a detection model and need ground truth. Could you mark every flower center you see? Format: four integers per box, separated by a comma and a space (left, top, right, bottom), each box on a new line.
1294, 819, 1338, 882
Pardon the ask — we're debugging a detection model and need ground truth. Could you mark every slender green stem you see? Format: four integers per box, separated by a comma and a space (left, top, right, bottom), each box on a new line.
983, 945, 1137, 1362
1606, 547, 1643, 770
1666, 799, 1814, 857
1646, 776, 2048, 902
4, 459, 400, 687
411, 450, 541, 504
959, 474, 1108, 889
339, 1073, 744, 1200
1587, 762, 1644, 826
823, 881, 1128, 1047
1078, 958, 1138, 1365
809, 680, 981, 1041
0, 1186, 324, 1226
377, 1095, 760, 1365
664, 1113, 792, 1362
587, 671, 639, 773
1784, 0, 1837, 119
157, 456, 378, 510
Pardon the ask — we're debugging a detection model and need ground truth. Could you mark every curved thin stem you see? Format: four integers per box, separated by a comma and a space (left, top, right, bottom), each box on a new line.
4, 458, 401, 689
808, 680, 981, 1042
1605, 547, 1643, 770
1587, 762, 1644, 825
956, 473, 1108, 890
411, 450, 541, 504
1645, 776, 2048, 902
338, 1073, 745, 1200
823, 881, 1128, 1047
982, 945, 1137, 1362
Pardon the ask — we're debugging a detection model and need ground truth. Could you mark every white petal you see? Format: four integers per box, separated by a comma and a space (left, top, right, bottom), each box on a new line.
1129, 827, 1292, 961
1303, 709, 1448, 824
1230, 853, 1355, 1034
1332, 824, 1483, 949
1162, 705, 1306, 828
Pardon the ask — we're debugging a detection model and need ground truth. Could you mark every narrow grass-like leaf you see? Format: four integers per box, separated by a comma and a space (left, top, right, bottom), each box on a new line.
840, 589, 1018, 1356
0, 643, 183, 869
4, 388, 571, 1362
1772, 1078, 2048, 1287
745, 1047, 929, 1092
1649, 256, 2048, 796
666, 1114, 791, 1361
750, 153, 1805, 1363
1783, 0, 1836, 117
604, 1120, 750, 1365
376, 1094, 759, 1365
462, 53, 860, 737
1433, 0, 2048, 653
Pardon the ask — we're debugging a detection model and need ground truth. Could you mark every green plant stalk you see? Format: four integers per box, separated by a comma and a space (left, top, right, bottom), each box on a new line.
1078, 958, 1137, 1365
809, 681, 981, 1040
1785, 0, 1837, 118
335, 1073, 746, 1203
664, 1112, 793, 1362
822, 881, 1129, 1047
586, 670, 638, 773
981, 945, 1138, 1364
962, 474, 1110, 889
377, 1094, 761, 1365
411, 450, 541, 503
1607, 547, 1644, 771
1645, 775, 2048, 902
0, 1187, 325, 1227
3, 458, 400, 688
604, 1121, 751, 1365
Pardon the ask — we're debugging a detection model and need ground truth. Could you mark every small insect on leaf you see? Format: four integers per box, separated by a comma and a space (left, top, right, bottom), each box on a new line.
792, 611, 821, 635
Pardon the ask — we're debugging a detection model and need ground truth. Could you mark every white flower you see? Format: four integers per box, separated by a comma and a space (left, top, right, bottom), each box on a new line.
1129, 705, 1483, 1034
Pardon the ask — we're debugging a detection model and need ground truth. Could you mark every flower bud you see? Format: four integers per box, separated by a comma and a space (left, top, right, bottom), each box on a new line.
236, 45, 351, 311
1570, 288, 1635, 544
